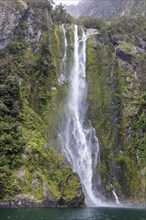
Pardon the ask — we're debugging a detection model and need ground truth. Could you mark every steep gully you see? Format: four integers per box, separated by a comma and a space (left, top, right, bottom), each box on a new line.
60, 25, 120, 207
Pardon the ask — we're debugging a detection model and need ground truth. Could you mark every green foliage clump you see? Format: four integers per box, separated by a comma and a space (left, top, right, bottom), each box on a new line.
106, 15, 146, 46
132, 88, 146, 168
0, 70, 24, 198
76, 16, 106, 30
53, 4, 73, 24
11, 104, 82, 201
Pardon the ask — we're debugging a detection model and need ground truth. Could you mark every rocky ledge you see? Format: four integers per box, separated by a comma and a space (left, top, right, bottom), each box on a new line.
0, 195, 85, 208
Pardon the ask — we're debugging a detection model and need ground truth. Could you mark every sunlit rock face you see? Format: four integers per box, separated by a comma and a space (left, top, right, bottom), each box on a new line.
65, 0, 146, 18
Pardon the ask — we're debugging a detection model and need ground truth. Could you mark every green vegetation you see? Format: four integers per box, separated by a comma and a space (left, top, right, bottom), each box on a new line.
0, 1, 82, 204
132, 88, 146, 167
0, 61, 24, 198
86, 14, 146, 202
14, 104, 81, 201
26, 0, 73, 24
53, 3, 73, 24
76, 16, 106, 30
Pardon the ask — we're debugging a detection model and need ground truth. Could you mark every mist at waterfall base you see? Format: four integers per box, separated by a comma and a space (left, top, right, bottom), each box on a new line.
1, 207, 145, 220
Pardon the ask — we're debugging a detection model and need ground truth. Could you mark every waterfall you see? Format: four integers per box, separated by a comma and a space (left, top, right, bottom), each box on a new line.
112, 189, 120, 204
58, 25, 68, 85
110, 184, 120, 204
62, 24, 67, 62
62, 25, 104, 207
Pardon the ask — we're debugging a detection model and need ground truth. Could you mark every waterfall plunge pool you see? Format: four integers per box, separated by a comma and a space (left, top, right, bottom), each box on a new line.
0, 207, 145, 220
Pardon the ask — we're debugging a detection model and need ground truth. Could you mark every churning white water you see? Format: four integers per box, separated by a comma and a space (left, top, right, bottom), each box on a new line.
62, 25, 104, 206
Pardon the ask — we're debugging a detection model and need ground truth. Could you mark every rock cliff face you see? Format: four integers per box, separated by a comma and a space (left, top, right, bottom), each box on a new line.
0, 0, 27, 48
65, 0, 146, 18
85, 15, 146, 203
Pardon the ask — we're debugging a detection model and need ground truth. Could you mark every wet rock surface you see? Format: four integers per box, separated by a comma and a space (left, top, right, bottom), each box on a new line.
0, 196, 85, 208
115, 48, 133, 64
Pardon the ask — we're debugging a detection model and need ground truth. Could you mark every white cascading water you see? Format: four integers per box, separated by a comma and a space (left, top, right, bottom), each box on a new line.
58, 25, 68, 85
62, 25, 104, 207
110, 184, 120, 204
112, 189, 120, 204
62, 24, 67, 61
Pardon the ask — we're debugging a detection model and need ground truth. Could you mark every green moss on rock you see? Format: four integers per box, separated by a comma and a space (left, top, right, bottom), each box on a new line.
86, 15, 146, 203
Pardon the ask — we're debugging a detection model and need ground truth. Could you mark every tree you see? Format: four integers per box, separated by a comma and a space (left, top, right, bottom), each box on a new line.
28, 0, 54, 12
53, 3, 73, 24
